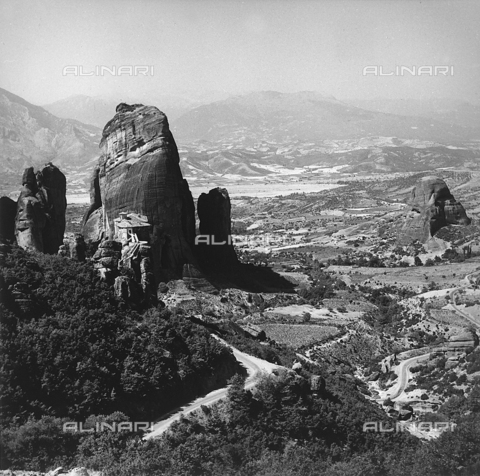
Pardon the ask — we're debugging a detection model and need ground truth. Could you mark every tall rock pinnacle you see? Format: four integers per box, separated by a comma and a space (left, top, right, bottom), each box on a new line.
82, 103, 197, 281
197, 187, 238, 267
14, 164, 66, 253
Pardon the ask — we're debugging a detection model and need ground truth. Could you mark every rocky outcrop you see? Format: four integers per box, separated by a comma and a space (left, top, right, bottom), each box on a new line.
70, 234, 86, 262
197, 187, 238, 267
37, 163, 67, 253
447, 330, 478, 350
81, 166, 104, 243
92, 240, 122, 281
15, 168, 46, 251
398, 176, 471, 244
82, 103, 197, 282
114, 275, 142, 303
57, 241, 70, 257
13, 164, 67, 253
118, 241, 156, 304
0, 197, 17, 243
82, 207, 104, 244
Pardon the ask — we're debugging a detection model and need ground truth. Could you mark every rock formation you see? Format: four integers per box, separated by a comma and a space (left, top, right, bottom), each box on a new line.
0, 196, 17, 242
197, 187, 238, 267
92, 240, 122, 281
447, 330, 478, 351
182, 263, 217, 293
82, 103, 197, 282
12, 163, 67, 253
15, 167, 46, 251
398, 176, 471, 244
82, 166, 104, 243
114, 275, 142, 303
58, 240, 70, 257
70, 233, 86, 262
38, 163, 67, 254
118, 240, 156, 304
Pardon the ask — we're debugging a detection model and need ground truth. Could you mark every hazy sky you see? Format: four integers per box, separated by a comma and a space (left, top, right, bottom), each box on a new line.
1, 0, 479, 105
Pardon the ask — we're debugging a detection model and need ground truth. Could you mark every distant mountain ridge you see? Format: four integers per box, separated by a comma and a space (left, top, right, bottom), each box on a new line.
2, 87, 480, 190
344, 98, 480, 131
0, 87, 101, 176
172, 91, 479, 144
42, 91, 232, 127
42, 95, 119, 128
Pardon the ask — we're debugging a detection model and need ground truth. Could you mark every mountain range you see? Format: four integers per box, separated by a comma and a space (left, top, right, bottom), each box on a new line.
42, 91, 233, 128
1, 87, 479, 190
345, 98, 480, 131
171, 91, 479, 144
0, 87, 101, 176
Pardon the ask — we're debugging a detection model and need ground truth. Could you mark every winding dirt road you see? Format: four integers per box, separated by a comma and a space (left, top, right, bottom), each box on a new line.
144, 341, 280, 439
449, 274, 480, 329
384, 270, 480, 402
385, 353, 431, 401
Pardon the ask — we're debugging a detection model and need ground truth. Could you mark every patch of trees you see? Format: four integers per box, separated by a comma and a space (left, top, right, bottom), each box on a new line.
0, 247, 239, 427
359, 286, 413, 332
327, 252, 386, 268
2, 248, 480, 474
47, 371, 421, 475
466, 348, 480, 374
11, 372, 479, 476
298, 262, 346, 304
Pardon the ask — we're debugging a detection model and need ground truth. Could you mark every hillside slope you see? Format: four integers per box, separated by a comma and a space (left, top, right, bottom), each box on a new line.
0, 87, 101, 175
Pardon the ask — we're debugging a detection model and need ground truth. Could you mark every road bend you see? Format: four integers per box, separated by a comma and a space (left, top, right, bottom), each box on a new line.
145, 338, 281, 439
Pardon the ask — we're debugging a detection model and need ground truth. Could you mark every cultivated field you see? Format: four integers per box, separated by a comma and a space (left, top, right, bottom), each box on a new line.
261, 323, 340, 348
327, 259, 480, 292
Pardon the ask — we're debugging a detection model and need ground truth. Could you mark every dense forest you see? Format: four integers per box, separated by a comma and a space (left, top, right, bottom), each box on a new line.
1, 246, 480, 475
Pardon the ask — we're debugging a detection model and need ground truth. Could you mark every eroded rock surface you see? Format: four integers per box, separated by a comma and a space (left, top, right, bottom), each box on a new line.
92, 240, 122, 281
398, 176, 470, 244
82, 103, 197, 281
12, 164, 67, 253
15, 167, 46, 251
70, 234, 86, 262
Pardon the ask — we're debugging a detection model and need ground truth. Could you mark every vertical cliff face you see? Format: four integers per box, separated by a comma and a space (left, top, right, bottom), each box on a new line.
82, 103, 197, 281
13, 164, 66, 253
0, 197, 17, 243
197, 187, 238, 267
37, 163, 67, 254
398, 176, 471, 244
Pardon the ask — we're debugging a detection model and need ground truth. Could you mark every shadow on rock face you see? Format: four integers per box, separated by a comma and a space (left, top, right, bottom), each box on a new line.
444, 200, 471, 226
